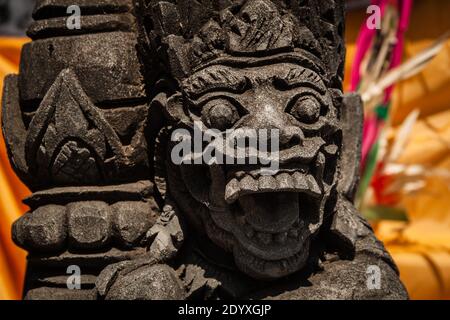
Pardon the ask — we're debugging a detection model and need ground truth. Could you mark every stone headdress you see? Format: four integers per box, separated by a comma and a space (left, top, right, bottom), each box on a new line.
138, 0, 345, 89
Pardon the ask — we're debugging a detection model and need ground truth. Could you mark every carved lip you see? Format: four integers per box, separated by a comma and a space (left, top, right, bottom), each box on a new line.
233, 239, 310, 279
233, 223, 305, 261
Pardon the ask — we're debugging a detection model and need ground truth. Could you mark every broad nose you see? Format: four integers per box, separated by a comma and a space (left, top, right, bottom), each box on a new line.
237, 103, 304, 149
279, 126, 304, 147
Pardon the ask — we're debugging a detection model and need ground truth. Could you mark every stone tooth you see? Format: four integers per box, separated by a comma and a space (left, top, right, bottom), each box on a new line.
235, 171, 246, 180
274, 232, 288, 244
293, 172, 308, 190
276, 173, 294, 190
258, 175, 277, 192
248, 170, 260, 179
256, 232, 272, 245
225, 178, 240, 204
240, 175, 258, 193
306, 174, 321, 196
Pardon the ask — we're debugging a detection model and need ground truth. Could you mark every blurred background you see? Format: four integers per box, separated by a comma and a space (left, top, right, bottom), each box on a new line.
0, 0, 449, 300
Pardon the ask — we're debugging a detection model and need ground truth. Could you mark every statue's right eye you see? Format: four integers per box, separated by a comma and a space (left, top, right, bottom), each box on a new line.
288, 95, 321, 124
202, 99, 240, 131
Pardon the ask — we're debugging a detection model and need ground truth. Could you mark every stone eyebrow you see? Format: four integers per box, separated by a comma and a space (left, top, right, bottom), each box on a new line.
183, 66, 249, 98
274, 67, 326, 94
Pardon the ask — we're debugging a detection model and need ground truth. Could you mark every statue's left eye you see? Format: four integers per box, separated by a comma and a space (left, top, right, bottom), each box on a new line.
289, 96, 321, 124
202, 100, 240, 131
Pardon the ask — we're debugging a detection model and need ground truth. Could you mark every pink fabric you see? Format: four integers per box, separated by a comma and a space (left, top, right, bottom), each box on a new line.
350, 0, 387, 91
383, 0, 413, 102
350, 0, 413, 167
361, 115, 380, 169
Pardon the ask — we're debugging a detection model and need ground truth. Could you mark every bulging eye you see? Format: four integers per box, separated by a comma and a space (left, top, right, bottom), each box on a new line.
202, 100, 240, 131
289, 96, 321, 124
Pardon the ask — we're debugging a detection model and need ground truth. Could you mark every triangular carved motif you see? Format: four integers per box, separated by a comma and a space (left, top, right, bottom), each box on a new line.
25, 69, 124, 187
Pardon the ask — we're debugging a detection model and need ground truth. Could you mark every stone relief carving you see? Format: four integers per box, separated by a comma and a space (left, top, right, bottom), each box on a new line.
1, 0, 408, 300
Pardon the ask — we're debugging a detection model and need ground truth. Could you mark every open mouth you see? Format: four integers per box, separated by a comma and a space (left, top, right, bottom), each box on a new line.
179, 154, 327, 279
204, 187, 318, 279
231, 190, 321, 258
206, 164, 324, 266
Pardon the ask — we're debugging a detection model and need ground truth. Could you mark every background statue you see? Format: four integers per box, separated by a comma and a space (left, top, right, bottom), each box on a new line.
2, 0, 408, 299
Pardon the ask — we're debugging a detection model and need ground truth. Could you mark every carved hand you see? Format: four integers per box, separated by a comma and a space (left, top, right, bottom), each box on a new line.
143, 202, 184, 263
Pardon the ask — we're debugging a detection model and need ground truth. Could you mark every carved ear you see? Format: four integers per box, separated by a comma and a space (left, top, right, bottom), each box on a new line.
328, 94, 363, 257
337, 93, 364, 202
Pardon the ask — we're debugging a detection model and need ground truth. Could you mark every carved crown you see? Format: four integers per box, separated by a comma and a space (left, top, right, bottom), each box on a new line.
139, 0, 345, 87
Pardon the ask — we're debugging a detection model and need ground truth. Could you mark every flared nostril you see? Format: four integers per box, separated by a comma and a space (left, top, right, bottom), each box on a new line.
279, 126, 304, 147
286, 135, 302, 148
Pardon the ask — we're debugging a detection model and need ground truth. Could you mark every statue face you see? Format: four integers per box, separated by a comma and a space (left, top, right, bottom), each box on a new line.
145, 0, 346, 278
167, 59, 341, 279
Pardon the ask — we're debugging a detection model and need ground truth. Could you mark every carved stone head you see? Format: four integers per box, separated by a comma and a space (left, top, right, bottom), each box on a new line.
141, 0, 353, 279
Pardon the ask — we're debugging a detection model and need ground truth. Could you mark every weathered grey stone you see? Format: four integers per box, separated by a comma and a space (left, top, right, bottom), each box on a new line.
28, 14, 136, 39
24, 180, 154, 208
338, 93, 364, 201
33, 0, 134, 17
1, 75, 29, 185
96, 260, 138, 297
329, 195, 360, 257
19, 32, 145, 104
67, 201, 112, 249
12, 205, 67, 252
144, 203, 184, 262
25, 287, 97, 300
27, 247, 147, 268
105, 264, 185, 300
264, 254, 408, 300
112, 201, 157, 246
151, 2, 182, 36
29, 274, 98, 288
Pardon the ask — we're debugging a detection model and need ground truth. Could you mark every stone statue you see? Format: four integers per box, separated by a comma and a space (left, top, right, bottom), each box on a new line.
2, 0, 408, 300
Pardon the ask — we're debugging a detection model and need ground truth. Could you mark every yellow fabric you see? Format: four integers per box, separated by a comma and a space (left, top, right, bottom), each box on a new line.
346, 0, 450, 300
0, 1, 449, 300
